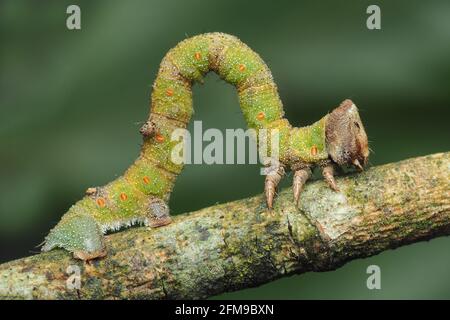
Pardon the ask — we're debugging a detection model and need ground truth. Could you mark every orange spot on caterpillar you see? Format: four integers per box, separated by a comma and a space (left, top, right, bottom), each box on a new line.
120, 193, 128, 201
155, 133, 165, 143
194, 52, 201, 61
96, 198, 106, 208
143, 176, 150, 184
238, 64, 246, 72
166, 88, 174, 97
310, 145, 318, 156
256, 112, 265, 121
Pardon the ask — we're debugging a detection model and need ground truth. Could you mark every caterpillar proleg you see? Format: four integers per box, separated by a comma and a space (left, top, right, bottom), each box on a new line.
42, 33, 369, 260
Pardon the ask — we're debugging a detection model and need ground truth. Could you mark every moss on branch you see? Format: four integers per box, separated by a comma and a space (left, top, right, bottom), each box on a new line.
0, 152, 449, 299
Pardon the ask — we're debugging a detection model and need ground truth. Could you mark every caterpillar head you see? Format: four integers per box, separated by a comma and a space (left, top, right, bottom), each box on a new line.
325, 99, 369, 170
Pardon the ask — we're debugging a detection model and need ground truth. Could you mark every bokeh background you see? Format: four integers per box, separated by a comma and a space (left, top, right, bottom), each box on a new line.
1, 0, 449, 299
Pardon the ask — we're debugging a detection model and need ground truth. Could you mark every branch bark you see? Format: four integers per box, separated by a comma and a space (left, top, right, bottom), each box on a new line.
0, 152, 449, 299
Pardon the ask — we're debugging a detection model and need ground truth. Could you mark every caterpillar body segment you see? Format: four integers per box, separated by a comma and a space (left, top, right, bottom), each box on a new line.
42, 33, 369, 260
150, 34, 284, 128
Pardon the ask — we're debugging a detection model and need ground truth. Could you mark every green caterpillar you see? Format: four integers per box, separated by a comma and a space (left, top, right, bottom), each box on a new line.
42, 33, 369, 260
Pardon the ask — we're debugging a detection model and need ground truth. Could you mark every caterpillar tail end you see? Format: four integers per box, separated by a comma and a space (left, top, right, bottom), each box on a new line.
41, 213, 107, 261
147, 197, 172, 228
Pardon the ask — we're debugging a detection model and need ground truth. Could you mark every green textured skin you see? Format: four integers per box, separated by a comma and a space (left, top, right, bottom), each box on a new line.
42, 33, 330, 256
41, 213, 104, 253
289, 117, 329, 164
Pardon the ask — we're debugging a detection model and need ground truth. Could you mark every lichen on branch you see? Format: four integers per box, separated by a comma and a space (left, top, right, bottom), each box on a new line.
0, 152, 449, 299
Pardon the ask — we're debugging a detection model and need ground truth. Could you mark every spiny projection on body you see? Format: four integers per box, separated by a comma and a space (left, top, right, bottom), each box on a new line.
42, 33, 369, 260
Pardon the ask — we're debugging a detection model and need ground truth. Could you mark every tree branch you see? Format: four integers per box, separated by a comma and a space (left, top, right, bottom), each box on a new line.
0, 152, 449, 299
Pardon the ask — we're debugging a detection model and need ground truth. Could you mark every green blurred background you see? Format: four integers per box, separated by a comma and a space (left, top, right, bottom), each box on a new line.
1, 0, 449, 299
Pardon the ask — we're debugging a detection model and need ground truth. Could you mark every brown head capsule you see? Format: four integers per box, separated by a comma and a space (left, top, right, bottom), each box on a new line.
325, 99, 369, 169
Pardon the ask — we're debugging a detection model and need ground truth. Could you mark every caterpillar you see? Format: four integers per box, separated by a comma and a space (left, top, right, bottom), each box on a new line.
42, 33, 369, 260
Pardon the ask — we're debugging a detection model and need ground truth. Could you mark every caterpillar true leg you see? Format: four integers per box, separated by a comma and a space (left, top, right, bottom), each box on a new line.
293, 167, 312, 206
353, 159, 364, 171
321, 163, 339, 192
265, 165, 285, 209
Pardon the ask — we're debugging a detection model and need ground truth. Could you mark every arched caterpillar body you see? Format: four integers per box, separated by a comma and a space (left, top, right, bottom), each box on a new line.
42, 33, 369, 260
